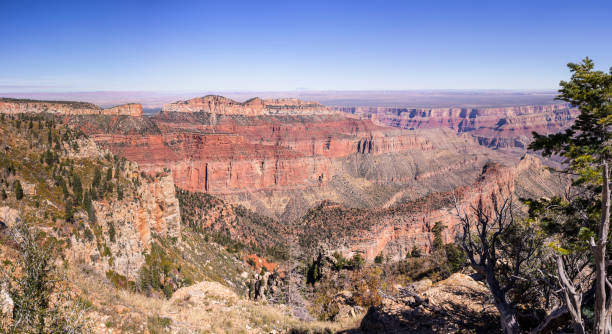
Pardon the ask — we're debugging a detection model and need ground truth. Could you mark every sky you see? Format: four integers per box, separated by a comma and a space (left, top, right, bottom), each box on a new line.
1, 0, 611, 92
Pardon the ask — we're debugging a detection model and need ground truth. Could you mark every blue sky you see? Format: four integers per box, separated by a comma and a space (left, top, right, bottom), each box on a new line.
1, 0, 611, 92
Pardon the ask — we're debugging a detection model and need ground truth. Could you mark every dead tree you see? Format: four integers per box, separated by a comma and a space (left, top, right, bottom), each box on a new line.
455, 192, 539, 334
533, 253, 590, 334
456, 193, 519, 334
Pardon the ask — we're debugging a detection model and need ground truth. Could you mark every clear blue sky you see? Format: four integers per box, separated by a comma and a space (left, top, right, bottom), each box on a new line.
1, 0, 611, 92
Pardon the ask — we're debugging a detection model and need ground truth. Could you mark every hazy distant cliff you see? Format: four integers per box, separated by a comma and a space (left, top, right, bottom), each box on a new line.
0, 98, 143, 116
162, 95, 336, 115
334, 103, 578, 149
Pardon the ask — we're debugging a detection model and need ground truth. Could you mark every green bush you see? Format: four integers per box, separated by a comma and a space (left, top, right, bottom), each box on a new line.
350, 253, 365, 269
374, 252, 384, 264
410, 246, 422, 258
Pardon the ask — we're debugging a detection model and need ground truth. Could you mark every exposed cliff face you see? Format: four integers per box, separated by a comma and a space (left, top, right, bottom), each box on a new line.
0, 98, 143, 116
65, 165, 181, 281
0, 113, 180, 283
297, 154, 568, 262
76, 106, 504, 219
335, 104, 578, 149
0, 97, 570, 258
101, 103, 143, 116
162, 95, 334, 115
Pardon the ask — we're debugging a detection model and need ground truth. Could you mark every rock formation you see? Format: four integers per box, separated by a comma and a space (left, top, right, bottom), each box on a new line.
360, 273, 499, 333
0, 98, 143, 116
1, 96, 572, 262
297, 154, 568, 262
79, 108, 507, 220
101, 103, 143, 116
66, 169, 181, 281
162, 95, 334, 115
335, 104, 578, 149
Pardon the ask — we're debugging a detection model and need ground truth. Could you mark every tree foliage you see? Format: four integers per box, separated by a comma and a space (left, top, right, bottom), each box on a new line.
528, 58, 612, 333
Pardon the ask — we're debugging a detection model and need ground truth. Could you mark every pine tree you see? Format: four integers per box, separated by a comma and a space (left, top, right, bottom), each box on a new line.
65, 199, 73, 222
117, 186, 124, 201
92, 167, 101, 189
529, 58, 612, 334
72, 174, 83, 205
13, 180, 23, 200
83, 191, 91, 212
432, 221, 446, 251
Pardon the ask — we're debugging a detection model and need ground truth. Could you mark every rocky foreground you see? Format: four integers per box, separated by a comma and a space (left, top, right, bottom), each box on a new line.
359, 273, 498, 333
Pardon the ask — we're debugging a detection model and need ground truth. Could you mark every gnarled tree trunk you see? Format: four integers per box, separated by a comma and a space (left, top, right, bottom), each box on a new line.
592, 162, 611, 334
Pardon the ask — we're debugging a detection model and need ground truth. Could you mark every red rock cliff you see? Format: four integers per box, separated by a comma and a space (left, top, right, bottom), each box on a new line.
335, 104, 578, 149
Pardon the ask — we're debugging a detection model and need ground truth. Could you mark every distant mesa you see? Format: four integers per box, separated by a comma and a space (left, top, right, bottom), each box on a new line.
101, 103, 143, 116
162, 95, 335, 115
0, 97, 143, 117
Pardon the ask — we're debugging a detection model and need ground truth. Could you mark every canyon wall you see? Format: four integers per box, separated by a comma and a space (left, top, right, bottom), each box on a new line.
0, 98, 143, 116
299, 154, 567, 261
334, 104, 578, 149
77, 106, 507, 219
162, 95, 335, 115
2, 96, 573, 259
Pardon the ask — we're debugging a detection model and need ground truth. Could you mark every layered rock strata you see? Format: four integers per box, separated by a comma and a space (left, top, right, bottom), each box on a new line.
162, 95, 335, 115
335, 104, 578, 149
0, 98, 143, 116
77, 108, 504, 219
297, 154, 568, 261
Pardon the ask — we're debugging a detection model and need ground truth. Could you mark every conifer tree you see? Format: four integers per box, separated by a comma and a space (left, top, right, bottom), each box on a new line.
13, 180, 23, 200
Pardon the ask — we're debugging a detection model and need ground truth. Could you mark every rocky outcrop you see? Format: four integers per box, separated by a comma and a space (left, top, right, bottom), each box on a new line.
335, 104, 578, 149
0, 98, 143, 116
360, 273, 499, 333
0, 207, 20, 228
101, 103, 143, 117
66, 169, 181, 281
162, 95, 334, 115
247, 270, 282, 301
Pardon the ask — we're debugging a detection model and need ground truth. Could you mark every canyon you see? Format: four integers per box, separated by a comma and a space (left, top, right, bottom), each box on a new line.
0, 95, 570, 260
334, 104, 578, 149
0, 94, 577, 332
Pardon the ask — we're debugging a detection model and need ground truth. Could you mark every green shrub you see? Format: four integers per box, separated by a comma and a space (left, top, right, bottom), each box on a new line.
147, 315, 171, 334
374, 252, 384, 264
410, 246, 421, 258
332, 251, 347, 270
350, 253, 365, 269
